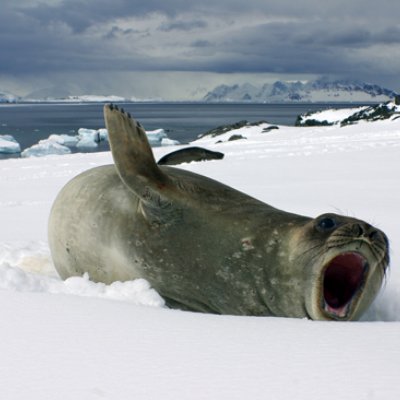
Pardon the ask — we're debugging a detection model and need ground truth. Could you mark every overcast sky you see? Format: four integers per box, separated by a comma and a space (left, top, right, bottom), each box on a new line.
1, 0, 399, 99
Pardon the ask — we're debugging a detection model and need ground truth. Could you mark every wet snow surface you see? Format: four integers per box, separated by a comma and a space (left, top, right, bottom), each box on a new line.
1, 117, 400, 399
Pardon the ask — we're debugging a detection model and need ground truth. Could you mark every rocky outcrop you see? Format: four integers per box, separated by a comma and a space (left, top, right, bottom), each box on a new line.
341, 102, 400, 126
198, 120, 268, 138
296, 101, 400, 127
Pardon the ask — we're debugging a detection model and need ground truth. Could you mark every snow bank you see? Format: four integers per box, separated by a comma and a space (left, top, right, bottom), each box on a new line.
0, 242, 165, 306
297, 101, 400, 126
0, 134, 21, 153
0, 265, 164, 307
297, 106, 367, 125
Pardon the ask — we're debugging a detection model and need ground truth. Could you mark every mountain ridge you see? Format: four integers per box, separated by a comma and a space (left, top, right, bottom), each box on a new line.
203, 79, 398, 103
1, 78, 398, 103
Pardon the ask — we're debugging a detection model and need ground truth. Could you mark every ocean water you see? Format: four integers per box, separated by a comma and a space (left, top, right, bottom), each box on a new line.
0, 102, 366, 159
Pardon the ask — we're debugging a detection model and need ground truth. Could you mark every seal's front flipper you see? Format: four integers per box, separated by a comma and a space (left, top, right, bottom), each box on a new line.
104, 103, 173, 202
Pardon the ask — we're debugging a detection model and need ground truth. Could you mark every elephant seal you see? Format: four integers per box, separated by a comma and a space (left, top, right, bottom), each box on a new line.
157, 146, 224, 165
48, 104, 390, 320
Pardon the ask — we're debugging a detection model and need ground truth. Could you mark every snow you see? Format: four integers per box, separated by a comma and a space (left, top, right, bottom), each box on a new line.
0, 134, 21, 153
298, 102, 400, 125
20, 95, 127, 103
1, 117, 400, 399
204, 79, 397, 103
298, 106, 368, 124
387, 102, 400, 112
0, 260, 164, 307
54, 94, 128, 103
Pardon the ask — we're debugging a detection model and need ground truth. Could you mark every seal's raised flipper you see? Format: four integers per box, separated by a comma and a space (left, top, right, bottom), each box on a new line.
104, 104, 173, 203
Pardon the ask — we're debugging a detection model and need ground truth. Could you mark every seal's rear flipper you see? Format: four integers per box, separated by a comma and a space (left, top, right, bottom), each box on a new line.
104, 104, 172, 202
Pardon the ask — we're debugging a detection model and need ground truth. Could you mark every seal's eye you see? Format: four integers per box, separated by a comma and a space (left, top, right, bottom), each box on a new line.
317, 216, 337, 232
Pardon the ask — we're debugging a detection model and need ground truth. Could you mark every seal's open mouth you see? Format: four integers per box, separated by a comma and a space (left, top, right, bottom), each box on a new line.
323, 252, 368, 318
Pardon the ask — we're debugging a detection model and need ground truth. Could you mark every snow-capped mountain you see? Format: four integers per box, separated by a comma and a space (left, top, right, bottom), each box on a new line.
203, 79, 398, 103
35, 95, 129, 103
24, 85, 134, 103
0, 91, 20, 103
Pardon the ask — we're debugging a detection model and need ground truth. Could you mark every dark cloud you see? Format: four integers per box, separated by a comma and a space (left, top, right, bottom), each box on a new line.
104, 26, 137, 40
191, 40, 212, 48
159, 20, 208, 32
18, 0, 192, 32
1, 0, 399, 94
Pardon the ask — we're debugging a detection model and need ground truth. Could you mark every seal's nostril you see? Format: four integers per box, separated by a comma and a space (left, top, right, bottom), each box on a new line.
355, 224, 364, 237
369, 230, 379, 241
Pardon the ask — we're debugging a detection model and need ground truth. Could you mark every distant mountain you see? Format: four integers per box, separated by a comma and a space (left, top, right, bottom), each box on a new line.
203, 78, 398, 103
24, 83, 136, 103
24, 86, 75, 100
25, 94, 129, 103
0, 91, 20, 103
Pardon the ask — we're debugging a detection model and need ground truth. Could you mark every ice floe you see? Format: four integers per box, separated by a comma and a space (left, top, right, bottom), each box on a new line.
0, 135, 21, 154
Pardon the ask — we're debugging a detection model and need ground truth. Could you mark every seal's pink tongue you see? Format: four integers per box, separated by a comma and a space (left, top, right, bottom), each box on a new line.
323, 253, 366, 317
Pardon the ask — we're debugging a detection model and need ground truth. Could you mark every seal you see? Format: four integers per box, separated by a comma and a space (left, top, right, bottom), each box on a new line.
48, 104, 390, 320
157, 147, 224, 165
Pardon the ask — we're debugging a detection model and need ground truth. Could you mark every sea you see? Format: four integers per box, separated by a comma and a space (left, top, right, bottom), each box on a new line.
0, 102, 366, 159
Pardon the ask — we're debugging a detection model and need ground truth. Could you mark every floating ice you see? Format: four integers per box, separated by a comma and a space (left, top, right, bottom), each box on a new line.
146, 128, 167, 146
0, 135, 21, 153
76, 137, 98, 148
78, 128, 100, 139
3, 125, 177, 159
76, 128, 101, 148
48, 134, 79, 147
161, 138, 180, 146
21, 139, 71, 158
98, 128, 109, 142
146, 128, 179, 146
